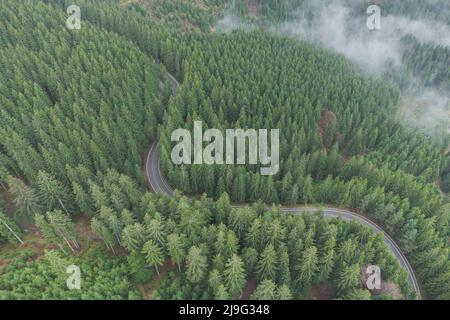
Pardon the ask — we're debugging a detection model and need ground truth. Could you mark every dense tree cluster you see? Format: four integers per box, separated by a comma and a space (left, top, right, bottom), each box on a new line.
0, 0, 169, 219
87, 0, 450, 300
118, 192, 412, 300
402, 36, 450, 93
0, 0, 448, 300
383, 0, 450, 24
0, 247, 141, 299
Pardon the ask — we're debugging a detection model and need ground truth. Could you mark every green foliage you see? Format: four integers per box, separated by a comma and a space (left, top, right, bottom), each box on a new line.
0, 0, 169, 217
0, 0, 448, 301
0, 247, 141, 300
142, 192, 413, 300
0, 211, 23, 244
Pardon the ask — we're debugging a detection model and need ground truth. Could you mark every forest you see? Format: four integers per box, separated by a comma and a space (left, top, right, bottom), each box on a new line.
0, 0, 448, 300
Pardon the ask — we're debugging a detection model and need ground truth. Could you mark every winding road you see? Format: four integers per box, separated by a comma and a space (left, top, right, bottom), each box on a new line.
145, 73, 422, 299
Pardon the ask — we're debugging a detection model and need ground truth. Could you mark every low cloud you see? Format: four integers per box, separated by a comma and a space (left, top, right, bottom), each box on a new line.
277, 2, 450, 73
215, 1, 450, 135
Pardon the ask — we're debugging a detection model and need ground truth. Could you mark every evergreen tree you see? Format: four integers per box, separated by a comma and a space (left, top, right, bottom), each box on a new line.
186, 246, 208, 284
252, 279, 277, 300
167, 233, 185, 272
142, 240, 165, 275
224, 254, 246, 298
7, 176, 40, 218
256, 244, 277, 281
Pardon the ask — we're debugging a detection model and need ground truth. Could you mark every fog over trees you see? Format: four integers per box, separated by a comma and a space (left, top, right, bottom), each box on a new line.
0, 0, 448, 301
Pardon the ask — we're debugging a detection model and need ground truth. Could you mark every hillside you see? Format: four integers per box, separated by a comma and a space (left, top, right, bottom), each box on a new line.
0, 0, 448, 301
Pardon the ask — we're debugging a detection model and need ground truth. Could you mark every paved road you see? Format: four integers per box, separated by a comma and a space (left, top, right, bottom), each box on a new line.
145, 73, 422, 299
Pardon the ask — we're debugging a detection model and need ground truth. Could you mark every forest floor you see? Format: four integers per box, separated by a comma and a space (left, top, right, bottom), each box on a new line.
137, 260, 177, 299
241, 275, 257, 300
0, 214, 107, 271
0, 233, 54, 268
308, 282, 335, 300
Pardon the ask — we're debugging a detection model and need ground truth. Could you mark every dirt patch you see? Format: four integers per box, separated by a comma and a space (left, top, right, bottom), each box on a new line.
309, 281, 335, 300
240, 275, 257, 300
138, 260, 177, 299
73, 214, 124, 255
0, 232, 56, 268
360, 265, 403, 299
75, 215, 98, 241
0, 188, 16, 216
318, 109, 340, 149
378, 281, 403, 299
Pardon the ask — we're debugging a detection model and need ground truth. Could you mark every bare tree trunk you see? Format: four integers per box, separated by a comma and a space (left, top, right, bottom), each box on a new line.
58, 198, 70, 216
69, 236, 80, 250
116, 234, 122, 246
62, 236, 76, 253
104, 241, 115, 255
57, 243, 67, 255
54, 226, 78, 253
1, 220, 24, 244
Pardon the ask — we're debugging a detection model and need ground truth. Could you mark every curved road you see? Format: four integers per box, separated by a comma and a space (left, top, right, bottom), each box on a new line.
145, 73, 422, 299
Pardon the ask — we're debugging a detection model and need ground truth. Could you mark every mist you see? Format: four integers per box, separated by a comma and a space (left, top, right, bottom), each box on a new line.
215, 8, 256, 32
401, 88, 450, 135
215, 1, 450, 136
277, 3, 450, 73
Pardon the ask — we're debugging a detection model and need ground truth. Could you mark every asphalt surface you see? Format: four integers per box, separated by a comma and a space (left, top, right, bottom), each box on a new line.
145, 72, 422, 299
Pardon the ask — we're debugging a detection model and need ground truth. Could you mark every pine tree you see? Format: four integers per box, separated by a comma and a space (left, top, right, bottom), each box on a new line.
44, 250, 68, 280
35, 214, 67, 254
277, 247, 291, 286
99, 206, 123, 246
144, 216, 166, 247
121, 223, 146, 252
7, 176, 40, 218
295, 246, 318, 285
224, 254, 246, 298
36, 171, 71, 215
142, 240, 165, 275
186, 246, 208, 284
72, 182, 93, 216
91, 217, 116, 253
167, 233, 185, 272
46, 210, 79, 253
208, 269, 223, 293
252, 279, 277, 300
256, 244, 277, 281
245, 218, 264, 252
276, 284, 293, 300
215, 193, 232, 224
215, 284, 230, 300
242, 247, 258, 274
335, 264, 360, 292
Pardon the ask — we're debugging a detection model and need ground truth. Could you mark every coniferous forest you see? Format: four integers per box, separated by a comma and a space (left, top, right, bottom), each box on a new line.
0, 0, 449, 302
